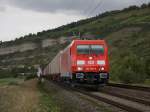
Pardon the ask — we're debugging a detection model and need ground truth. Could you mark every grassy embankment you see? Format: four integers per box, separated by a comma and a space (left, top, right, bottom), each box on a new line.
0, 4, 150, 85
0, 78, 114, 112
0, 78, 41, 112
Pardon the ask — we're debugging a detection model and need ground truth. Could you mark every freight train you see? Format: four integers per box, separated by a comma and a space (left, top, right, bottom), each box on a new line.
42, 40, 109, 88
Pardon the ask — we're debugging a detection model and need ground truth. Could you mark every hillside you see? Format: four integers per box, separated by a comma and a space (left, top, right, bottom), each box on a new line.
0, 4, 150, 84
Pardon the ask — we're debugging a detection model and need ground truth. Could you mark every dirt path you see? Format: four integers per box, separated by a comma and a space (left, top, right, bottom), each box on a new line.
0, 79, 40, 112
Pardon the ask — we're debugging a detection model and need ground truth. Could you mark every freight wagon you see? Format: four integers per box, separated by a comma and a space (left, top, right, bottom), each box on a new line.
43, 40, 109, 87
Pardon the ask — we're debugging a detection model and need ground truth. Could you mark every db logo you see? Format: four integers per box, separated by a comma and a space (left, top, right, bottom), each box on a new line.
88, 61, 94, 64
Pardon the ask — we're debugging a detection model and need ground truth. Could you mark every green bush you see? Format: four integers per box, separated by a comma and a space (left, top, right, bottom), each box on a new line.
0, 69, 14, 78
111, 53, 147, 84
24, 74, 36, 81
145, 58, 150, 78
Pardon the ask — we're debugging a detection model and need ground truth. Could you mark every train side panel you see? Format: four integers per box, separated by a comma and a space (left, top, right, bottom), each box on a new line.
50, 53, 61, 75
60, 47, 72, 79
50, 52, 61, 80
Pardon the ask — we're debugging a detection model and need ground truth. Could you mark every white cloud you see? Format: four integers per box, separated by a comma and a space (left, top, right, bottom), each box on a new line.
1, 0, 149, 15
0, 6, 85, 41
0, 6, 6, 12
0, 0, 150, 41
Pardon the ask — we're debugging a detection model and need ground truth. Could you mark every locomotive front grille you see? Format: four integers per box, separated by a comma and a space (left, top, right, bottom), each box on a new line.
99, 73, 108, 78
76, 73, 84, 79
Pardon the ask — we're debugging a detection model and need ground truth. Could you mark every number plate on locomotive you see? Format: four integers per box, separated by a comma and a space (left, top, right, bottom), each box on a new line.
88, 60, 94, 64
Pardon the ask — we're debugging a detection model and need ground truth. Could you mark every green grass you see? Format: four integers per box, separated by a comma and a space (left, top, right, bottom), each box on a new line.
38, 83, 60, 112
0, 78, 24, 86
144, 79, 150, 86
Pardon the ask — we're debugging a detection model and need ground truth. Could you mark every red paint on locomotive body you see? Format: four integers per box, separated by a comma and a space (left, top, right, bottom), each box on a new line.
43, 39, 109, 85
71, 40, 109, 73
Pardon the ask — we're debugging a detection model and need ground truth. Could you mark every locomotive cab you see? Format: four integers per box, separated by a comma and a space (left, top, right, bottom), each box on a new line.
71, 40, 109, 85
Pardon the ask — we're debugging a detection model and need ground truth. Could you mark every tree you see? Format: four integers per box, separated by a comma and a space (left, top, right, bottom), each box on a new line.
141, 4, 147, 8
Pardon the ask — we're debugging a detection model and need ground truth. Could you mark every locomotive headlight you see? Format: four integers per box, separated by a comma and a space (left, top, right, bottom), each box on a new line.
77, 67, 83, 71
101, 67, 105, 71
77, 60, 85, 65
99, 67, 105, 71
97, 60, 105, 65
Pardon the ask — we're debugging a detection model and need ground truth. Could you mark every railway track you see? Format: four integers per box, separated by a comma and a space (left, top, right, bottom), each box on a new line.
108, 83, 150, 92
79, 91, 150, 112
54, 82, 150, 112
100, 89, 150, 106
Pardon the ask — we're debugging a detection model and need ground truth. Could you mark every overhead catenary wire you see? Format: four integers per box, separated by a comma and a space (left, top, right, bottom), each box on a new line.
75, 0, 104, 39
82, 0, 97, 16
87, 0, 103, 17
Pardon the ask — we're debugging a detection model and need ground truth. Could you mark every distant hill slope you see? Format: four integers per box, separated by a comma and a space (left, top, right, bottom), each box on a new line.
0, 4, 150, 84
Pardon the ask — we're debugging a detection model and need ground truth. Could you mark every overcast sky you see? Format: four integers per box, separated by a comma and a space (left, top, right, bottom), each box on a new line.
0, 0, 150, 42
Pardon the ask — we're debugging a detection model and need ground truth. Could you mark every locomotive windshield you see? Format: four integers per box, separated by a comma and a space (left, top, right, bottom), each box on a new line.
77, 45, 89, 54
77, 45, 104, 55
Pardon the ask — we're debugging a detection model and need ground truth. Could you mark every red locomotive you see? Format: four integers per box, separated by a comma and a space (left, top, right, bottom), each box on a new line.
43, 40, 109, 87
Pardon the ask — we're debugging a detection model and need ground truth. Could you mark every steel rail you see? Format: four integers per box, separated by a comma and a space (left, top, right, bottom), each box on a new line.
108, 83, 150, 92
53, 81, 145, 112
100, 90, 150, 106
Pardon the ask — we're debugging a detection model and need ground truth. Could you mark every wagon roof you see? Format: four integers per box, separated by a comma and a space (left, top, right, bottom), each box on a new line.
72, 40, 106, 45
